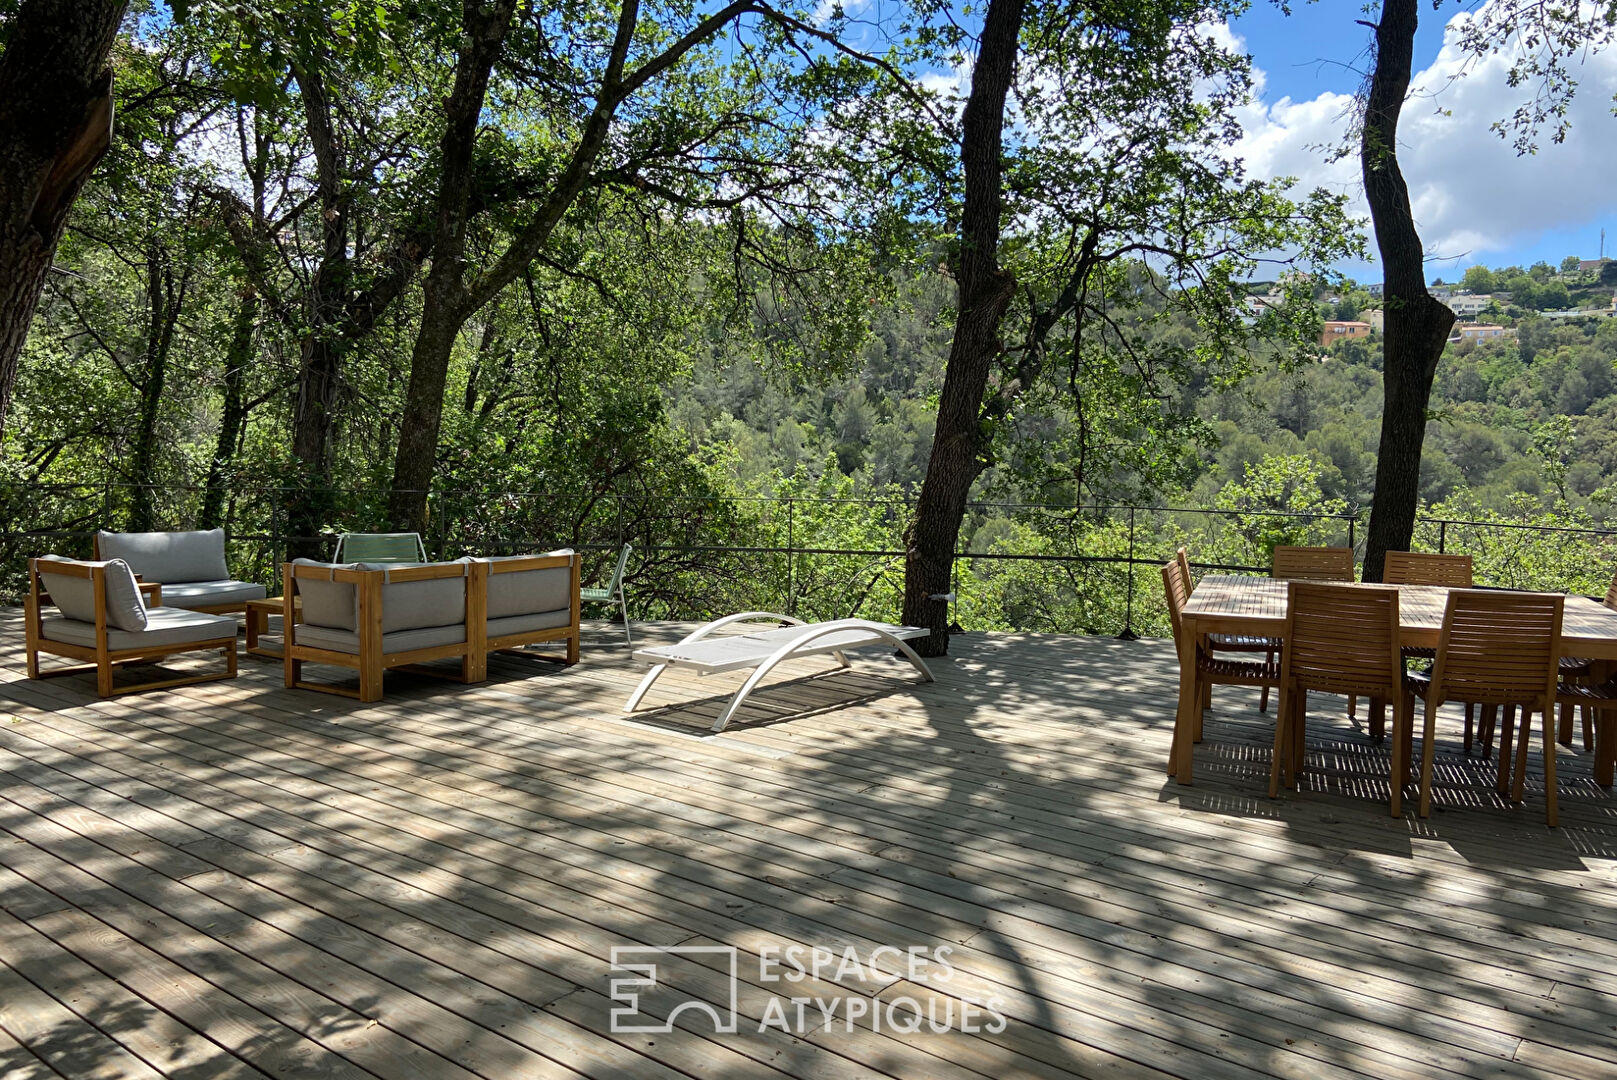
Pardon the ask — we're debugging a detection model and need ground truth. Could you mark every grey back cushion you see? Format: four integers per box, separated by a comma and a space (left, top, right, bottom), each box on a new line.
291, 559, 359, 631
482, 552, 574, 619
294, 560, 468, 634
37, 555, 148, 632
361, 561, 469, 633
97, 529, 229, 584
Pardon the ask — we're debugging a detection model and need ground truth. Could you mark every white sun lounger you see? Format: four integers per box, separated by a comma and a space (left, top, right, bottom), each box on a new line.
624, 613, 934, 731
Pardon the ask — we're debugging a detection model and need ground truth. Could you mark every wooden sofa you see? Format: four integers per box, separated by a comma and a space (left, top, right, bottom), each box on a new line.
95, 528, 267, 613
25, 556, 239, 696
283, 551, 580, 702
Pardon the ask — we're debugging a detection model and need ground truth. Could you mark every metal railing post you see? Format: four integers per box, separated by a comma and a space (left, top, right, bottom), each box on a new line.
1117, 507, 1139, 641
785, 497, 795, 618
1439, 520, 1448, 554
1348, 512, 1356, 552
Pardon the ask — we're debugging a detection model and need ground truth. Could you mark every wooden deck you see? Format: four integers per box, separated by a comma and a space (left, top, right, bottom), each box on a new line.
3, 608, 1617, 1080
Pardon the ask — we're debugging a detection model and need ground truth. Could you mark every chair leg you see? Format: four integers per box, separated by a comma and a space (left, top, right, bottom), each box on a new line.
1418, 697, 1439, 818
1497, 707, 1517, 797
1559, 701, 1575, 747
1543, 707, 1560, 828
1259, 685, 1270, 713
1369, 696, 1387, 741
1269, 684, 1292, 798
95, 657, 114, 698
1582, 705, 1595, 752
620, 593, 633, 647
1349, 694, 1358, 723
1291, 691, 1308, 785
1463, 702, 1474, 756
1389, 693, 1407, 817
1512, 707, 1533, 805
1481, 705, 1498, 759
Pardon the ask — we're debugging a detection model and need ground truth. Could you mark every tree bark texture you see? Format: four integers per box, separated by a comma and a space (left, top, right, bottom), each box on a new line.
1360, 0, 1456, 582
201, 283, 257, 529
126, 244, 182, 531
0, 0, 127, 440
900, 0, 1026, 656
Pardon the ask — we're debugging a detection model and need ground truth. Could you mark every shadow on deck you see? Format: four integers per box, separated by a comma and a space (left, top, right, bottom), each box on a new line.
1, 609, 1615, 1080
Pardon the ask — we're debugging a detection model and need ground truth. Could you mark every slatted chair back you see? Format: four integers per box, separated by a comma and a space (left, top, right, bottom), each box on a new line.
334, 532, 428, 565
1271, 546, 1355, 582
1382, 551, 1473, 587
1281, 582, 1403, 698
1162, 557, 1191, 645
1176, 547, 1194, 591
1429, 590, 1562, 708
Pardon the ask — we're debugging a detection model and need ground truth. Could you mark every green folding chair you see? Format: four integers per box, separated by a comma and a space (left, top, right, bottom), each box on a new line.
333, 532, 428, 565
582, 543, 633, 646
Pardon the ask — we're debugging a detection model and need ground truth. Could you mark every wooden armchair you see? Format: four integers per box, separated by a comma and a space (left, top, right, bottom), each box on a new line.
25, 557, 238, 697
284, 559, 482, 702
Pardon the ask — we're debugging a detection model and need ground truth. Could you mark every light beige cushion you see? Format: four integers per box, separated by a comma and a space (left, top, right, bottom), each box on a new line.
37, 555, 147, 631
41, 606, 235, 651
97, 529, 229, 584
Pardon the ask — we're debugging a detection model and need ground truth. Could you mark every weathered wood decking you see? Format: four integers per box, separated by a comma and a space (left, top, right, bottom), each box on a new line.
2, 608, 1617, 1080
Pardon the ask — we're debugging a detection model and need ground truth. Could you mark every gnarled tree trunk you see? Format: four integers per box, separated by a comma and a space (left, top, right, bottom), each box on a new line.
1360, 0, 1456, 582
900, 0, 1026, 656
0, 0, 127, 440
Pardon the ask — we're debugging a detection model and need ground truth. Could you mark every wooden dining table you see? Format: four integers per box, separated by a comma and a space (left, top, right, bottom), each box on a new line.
1172, 575, 1617, 786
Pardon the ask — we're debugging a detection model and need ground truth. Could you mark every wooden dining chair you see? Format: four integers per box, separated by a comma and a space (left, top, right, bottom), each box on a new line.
1162, 558, 1280, 775
1271, 546, 1356, 582
1270, 582, 1409, 810
1271, 545, 1360, 721
1380, 550, 1482, 749
1552, 568, 1617, 750
1178, 547, 1280, 712
1381, 551, 1473, 588
1403, 590, 1563, 826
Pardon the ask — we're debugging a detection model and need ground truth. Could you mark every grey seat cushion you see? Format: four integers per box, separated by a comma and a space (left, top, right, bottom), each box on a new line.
160, 579, 267, 609
293, 623, 467, 656
483, 552, 573, 620
41, 606, 237, 651
488, 610, 572, 638
37, 555, 148, 632
97, 529, 229, 584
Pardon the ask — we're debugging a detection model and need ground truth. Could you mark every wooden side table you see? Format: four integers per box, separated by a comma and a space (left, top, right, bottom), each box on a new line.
245, 597, 291, 659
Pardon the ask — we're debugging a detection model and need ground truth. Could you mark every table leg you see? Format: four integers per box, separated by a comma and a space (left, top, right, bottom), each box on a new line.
246, 608, 262, 653
1173, 618, 1201, 784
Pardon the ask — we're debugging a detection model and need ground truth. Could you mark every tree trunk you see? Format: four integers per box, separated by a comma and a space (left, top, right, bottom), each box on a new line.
899, 0, 1026, 656
387, 283, 462, 534
1360, 0, 1455, 582
127, 245, 180, 532
0, 0, 127, 440
385, 0, 519, 533
202, 283, 257, 529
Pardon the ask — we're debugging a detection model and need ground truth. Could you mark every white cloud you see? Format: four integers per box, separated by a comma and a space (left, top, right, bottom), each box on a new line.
1228, 8, 1617, 273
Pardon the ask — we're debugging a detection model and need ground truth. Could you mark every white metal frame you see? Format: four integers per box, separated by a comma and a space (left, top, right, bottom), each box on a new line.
625, 613, 934, 731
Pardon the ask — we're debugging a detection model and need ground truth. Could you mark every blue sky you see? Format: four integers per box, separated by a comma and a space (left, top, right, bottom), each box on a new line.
1228, 3, 1617, 283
